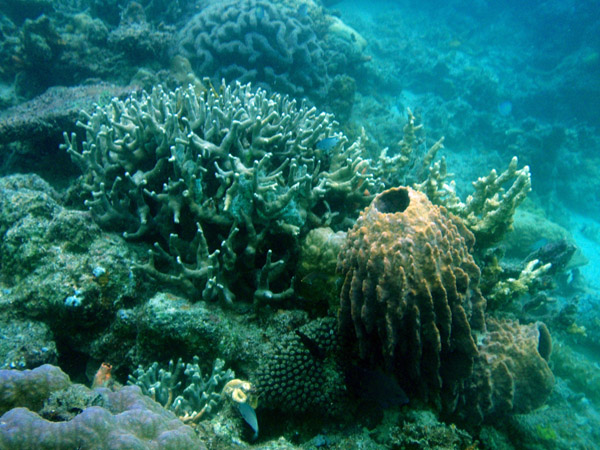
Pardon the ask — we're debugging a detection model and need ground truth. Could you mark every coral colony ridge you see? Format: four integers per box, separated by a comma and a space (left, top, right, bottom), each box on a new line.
0, 0, 599, 449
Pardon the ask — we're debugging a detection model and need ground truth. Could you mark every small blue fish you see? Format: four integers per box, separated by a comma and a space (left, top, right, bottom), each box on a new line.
298, 3, 308, 17
316, 136, 340, 151
530, 238, 549, 252
255, 5, 265, 21
498, 100, 512, 116
236, 402, 259, 440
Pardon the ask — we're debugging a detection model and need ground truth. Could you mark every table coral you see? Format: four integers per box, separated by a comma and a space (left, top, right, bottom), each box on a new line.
337, 186, 485, 409
0, 83, 135, 145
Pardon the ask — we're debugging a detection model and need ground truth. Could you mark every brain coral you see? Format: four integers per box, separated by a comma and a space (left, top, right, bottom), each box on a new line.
176, 0, 327, 98
337, 187, 486, 408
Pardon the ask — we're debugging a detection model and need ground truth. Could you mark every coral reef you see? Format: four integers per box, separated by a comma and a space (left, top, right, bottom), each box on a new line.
63, 80, 378, 307
0, 173, 142, 371
176, 0, 328, 98
0, 318, 58, 370
371, 409, 475, 449
128, 356, 234, 424
0, 365, 205, 449
254, 317, 345, 414
337, 186, 485, 409
337, 186, 554, 425
416, 156, 531, 249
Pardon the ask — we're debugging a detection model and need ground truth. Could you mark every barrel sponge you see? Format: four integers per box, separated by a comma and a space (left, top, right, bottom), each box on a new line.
0, 381, 204, 449
0, 364, 70, 414
337, 187, 486, 406
459, 318, 554, 425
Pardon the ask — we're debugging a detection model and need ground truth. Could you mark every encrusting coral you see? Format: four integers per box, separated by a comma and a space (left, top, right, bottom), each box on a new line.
62, 79, 378, 307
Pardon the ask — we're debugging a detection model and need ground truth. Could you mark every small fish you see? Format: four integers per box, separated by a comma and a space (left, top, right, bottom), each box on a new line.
345, 365, 409, 409
298, 3, 308, 17
296, 329, 326, 360
530, 238, 549, 252
498, 100, 513, 117
315, 136, 340, 151
236, 402, 259, 440
255, 5, 265, 21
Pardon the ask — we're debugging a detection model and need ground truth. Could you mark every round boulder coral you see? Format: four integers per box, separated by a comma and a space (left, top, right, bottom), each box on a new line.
337, 187, 486, 408
254, 317, 344, 414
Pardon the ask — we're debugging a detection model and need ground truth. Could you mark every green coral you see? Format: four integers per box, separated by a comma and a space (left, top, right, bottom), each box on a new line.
128, 356, 234, 423
254, 317, 345, 414
63, 80, 379, 307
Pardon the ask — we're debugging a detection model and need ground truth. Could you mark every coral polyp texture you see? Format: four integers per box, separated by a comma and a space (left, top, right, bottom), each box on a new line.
337, 186, 486, 409
128, 357, 234, 423
62, 80, 377, 306
254, 317, 344, 414
176, 0, 327, 98
0, 365, 204, 449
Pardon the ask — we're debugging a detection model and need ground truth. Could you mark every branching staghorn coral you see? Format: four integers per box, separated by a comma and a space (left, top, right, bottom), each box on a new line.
415, 156, 531, 249
63, 80, 379, 306
376, 108, 445, 187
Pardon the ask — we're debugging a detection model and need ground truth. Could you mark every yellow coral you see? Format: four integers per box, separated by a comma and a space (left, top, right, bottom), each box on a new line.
222, 379, 258, 409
